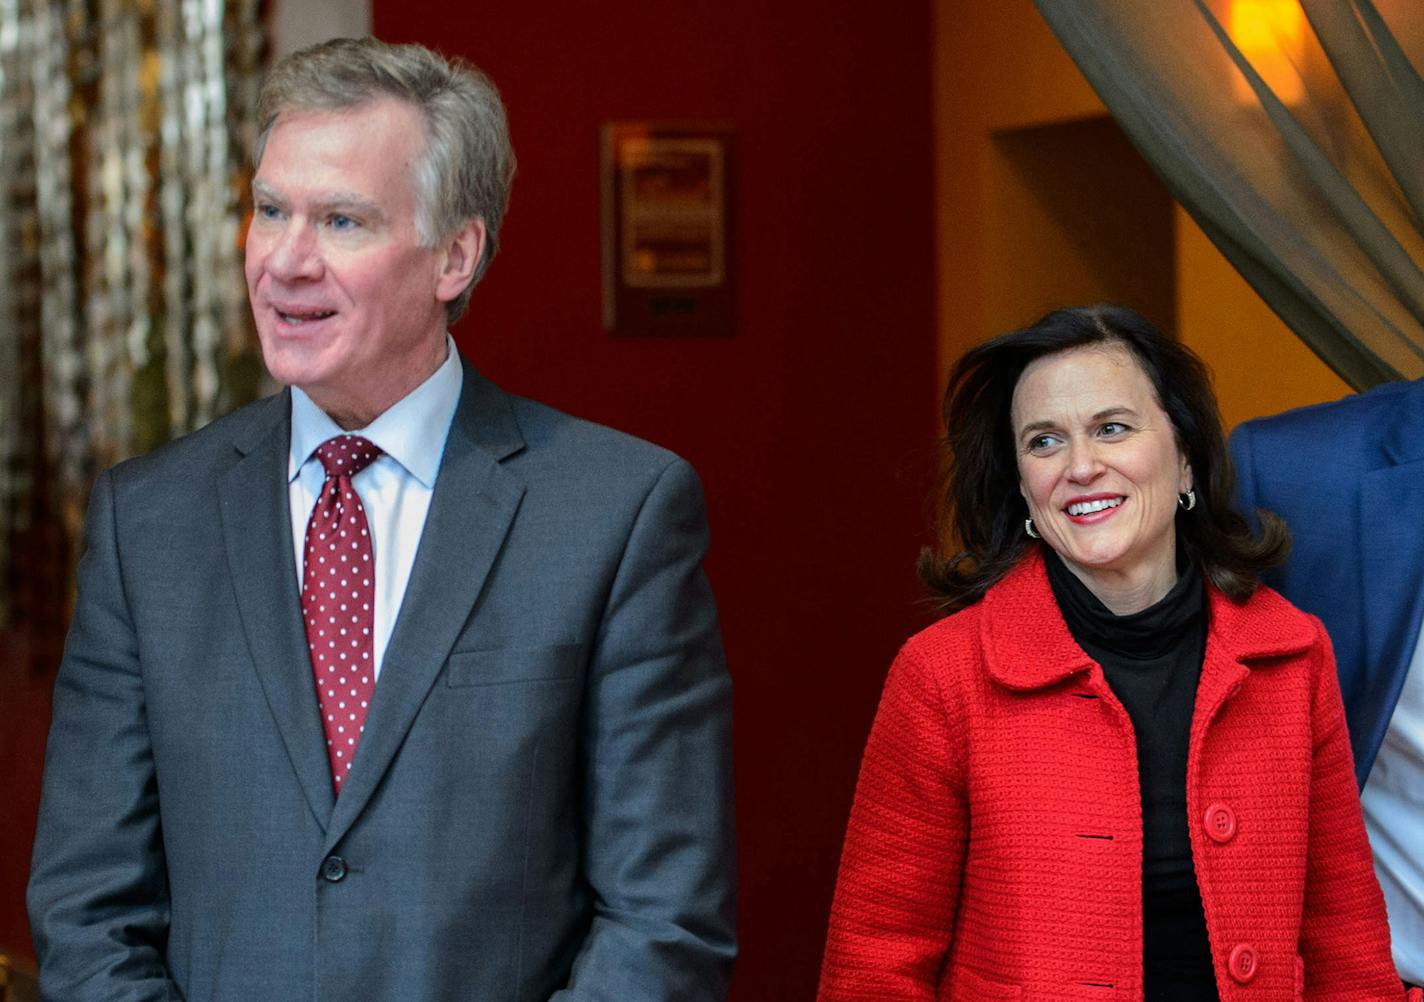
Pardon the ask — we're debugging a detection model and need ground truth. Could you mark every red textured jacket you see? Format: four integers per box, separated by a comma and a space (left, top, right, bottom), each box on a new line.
819, 551, 1406, 1002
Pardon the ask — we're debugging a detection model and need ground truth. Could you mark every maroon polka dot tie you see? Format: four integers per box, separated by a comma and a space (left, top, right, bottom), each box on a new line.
302, 434, 382, 793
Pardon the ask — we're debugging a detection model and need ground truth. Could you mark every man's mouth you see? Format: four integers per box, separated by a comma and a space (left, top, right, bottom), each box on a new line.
1066, 496, 1124, 517
276, 307, 337, 325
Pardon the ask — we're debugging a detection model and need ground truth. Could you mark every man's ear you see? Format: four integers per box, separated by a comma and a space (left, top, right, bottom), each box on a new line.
435, 217, 487, 303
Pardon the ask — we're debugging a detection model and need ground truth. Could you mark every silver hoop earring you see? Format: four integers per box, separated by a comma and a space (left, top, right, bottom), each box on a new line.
1024, 517, 1040, 539
1179, 489, 1197, 511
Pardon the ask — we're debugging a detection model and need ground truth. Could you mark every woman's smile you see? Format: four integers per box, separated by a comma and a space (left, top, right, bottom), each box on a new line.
1011, 342, 1192, 613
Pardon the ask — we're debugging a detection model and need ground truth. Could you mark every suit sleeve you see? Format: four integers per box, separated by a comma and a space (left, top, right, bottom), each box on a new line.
552, 458, 736, 1002
26, 471, 184, 1002
1298, 622, 1404, 1001
816, 646, 968, 1001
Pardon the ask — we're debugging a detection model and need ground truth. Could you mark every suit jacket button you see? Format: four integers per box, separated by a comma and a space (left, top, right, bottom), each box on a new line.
321, 855, 348, 882
1228, 943, 1259, 983
1203, 802, 1237, 843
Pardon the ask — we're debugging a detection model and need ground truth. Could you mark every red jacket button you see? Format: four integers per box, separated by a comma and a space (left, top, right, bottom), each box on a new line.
1228, 943, 1260, 983
1204, 802, 1237, 843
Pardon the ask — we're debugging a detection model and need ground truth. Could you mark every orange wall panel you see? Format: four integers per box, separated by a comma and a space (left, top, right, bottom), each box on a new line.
1175, 207, 1351, 429
934, 0, 1356, 426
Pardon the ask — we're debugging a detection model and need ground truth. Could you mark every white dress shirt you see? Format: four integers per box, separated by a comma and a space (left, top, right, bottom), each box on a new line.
1361, 625, 1424, 983
288, 337, 462, 680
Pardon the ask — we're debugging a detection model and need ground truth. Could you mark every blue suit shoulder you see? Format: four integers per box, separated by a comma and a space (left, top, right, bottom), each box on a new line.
1234, 379, 1424, 473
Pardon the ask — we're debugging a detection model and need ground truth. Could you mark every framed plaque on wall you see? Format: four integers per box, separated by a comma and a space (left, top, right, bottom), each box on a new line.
600, 121, 733, 336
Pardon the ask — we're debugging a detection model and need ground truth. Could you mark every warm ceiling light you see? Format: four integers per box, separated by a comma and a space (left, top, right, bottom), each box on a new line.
1227, 0, 1307, 104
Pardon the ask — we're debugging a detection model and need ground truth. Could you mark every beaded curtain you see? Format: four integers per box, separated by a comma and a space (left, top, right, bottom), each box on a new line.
0, 0, 265, 661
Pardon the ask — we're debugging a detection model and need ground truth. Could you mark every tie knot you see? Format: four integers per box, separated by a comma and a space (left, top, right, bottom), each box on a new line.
313, 434, 382, 479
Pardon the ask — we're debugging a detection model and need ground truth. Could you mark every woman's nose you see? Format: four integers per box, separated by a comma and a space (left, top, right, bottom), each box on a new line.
1066, 437, 1104, 482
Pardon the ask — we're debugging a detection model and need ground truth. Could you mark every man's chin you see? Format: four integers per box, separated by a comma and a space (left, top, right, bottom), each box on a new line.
259, 338, 324, 387
260, 359, 322, 394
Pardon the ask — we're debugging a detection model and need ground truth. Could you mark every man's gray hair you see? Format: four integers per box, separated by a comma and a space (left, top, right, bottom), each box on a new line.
255, 37, 516, 322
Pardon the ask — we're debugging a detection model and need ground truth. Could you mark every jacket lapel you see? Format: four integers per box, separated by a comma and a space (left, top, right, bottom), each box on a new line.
1190, 600, 1252, 753
325, 363, 527, 846
1355, 394, 1424, 778
1193, 584, 1316, 744
219, 392, 336, 829
981, 548, 1095, 690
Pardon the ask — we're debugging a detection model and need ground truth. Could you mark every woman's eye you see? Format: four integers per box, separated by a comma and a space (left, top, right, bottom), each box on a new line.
1027, 435, 1058, 453
1099, 422, 1129, 437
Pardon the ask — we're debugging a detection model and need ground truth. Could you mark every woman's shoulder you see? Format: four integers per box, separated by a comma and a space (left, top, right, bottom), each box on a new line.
898, 601, 987, 665
880, 605, 994, 734
892, 601, 1013, 708
898, 552, 1064, 673
1208, 579, 1329, 660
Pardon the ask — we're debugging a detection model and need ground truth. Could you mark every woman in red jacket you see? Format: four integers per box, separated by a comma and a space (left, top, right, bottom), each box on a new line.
818, 306, 1412, 1001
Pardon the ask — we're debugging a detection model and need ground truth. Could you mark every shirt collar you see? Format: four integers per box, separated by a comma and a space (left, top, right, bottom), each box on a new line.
288, 334, 463, 488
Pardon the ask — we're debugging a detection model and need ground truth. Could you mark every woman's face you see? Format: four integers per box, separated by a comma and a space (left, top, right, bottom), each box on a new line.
1010, 343, 1192, 606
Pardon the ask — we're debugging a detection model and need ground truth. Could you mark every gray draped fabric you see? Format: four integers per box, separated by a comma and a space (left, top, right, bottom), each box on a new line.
1034, 0, 1424, 390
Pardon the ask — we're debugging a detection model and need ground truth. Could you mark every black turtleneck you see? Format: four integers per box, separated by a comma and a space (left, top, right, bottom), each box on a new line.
1044, 549, 1219, 1001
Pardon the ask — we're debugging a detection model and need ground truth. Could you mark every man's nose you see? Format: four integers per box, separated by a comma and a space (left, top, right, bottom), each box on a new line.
264, 221, 322, 281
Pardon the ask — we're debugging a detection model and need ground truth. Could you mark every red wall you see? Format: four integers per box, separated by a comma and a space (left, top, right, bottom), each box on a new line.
0, 635, 52, 958
372, 3, 937, 997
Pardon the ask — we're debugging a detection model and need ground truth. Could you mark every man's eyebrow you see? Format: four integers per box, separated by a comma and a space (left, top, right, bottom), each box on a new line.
313, 192, 387, 221
250, 181, 388, 223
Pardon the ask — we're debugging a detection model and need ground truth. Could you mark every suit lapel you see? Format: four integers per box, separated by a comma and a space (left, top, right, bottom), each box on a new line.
325, 363, 527, 846
219, 392, 337, 829
1356, 456, 1424, 772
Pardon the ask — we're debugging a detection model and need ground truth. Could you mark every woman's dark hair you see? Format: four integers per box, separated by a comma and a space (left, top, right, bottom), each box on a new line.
919, 304, 1290, 612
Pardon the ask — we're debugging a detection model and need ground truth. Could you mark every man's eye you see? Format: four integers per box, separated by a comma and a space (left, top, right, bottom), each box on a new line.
329, 214, 359, 231
255, 203, 282, 221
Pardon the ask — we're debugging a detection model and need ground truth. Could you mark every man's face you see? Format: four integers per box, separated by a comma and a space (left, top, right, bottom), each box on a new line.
246, 98, 451, 427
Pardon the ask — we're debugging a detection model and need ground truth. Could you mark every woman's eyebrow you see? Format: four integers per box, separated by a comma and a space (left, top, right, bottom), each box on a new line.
1017, 406, 1142, 437
1018, 419, 1058, 436
1092, 406, 1139, 421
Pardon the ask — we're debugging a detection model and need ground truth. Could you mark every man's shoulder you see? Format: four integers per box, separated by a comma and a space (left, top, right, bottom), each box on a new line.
1231, 379, 1424, 487
1235, 378, 1424, 448
500, 390, 691, 484
108, 391, 287, 490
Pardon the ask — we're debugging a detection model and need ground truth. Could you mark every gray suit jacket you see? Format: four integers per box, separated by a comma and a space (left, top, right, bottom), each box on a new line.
27, 360, 736, 1002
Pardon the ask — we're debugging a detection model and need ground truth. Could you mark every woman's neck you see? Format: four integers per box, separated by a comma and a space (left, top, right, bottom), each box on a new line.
1060, 556, 1179, 616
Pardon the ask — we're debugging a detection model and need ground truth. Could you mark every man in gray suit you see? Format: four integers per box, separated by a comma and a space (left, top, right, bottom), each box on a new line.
27, 38, 735, 1002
